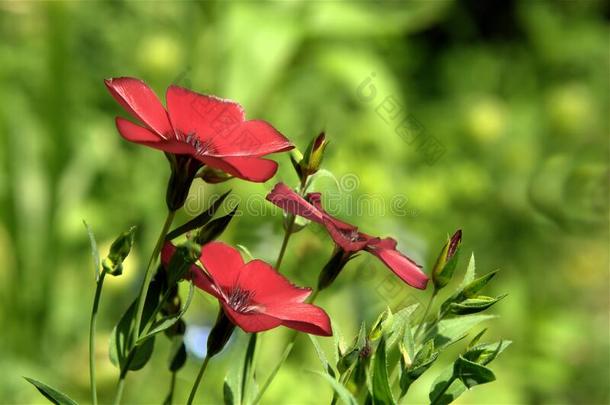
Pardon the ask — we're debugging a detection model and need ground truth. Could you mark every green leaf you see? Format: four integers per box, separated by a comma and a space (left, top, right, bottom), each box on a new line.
166, 190, 230, 241
194, 206, 238, 244
429, 366, 465, 405
136, 282, 194, 344
309, 335, 336, 377
83, 220, 101, 281
426, 314, 497, 349
454, 356, 496, 388
464, 340, 512, 366
371, 336, 395, 405
24, 377, 78, 405
310, 371, 358, 405
241, 333, 258, 404
449, 294, 507, 315
223, 380, 236, 405
387, 304, 418, 349
462, 270, 499, 298
236, 244, 254, 261
369, 307, 393, 341
460, 253, 476, 288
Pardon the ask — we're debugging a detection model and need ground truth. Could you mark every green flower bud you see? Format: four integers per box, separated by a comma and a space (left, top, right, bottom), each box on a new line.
300, 132, 328, 176
102, 226, 136, 276
432, 229, 462, 291
197, 166, 233, 184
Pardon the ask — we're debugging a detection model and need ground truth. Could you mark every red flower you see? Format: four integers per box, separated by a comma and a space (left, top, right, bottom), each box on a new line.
162, 241, 332, 336
105, 77, 293, 183
266, 183, 428, 289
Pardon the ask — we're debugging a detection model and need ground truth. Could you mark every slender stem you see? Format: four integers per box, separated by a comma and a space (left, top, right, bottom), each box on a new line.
187, 355, 211, 405
113, 377, 125, 405
252, 290, 320, 405
414, 290, 437, 341
165, 372, 176, 405
89, 270, 107, 405
275, 214, 296, 269
133, 210, 176, 341
430, 376, 456, 405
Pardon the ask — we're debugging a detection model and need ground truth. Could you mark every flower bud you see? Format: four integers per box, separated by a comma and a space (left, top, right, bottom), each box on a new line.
197, 166, 233, 184
207, 309, 236, 358
165, 154, 201, 211
102, 226, 136, 276
317, 248, 351, 291
300, 132, 328, 176
432, 229, 462, 291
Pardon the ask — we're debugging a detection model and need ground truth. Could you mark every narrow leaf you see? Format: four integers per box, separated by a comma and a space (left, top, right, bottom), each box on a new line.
166, 190, 231, 241
24, 377, 78, 405
371, 336, 395, 405
310, 371, 358, 405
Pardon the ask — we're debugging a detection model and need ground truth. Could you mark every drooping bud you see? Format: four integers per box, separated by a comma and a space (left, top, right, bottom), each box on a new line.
432, 229, 462, 291
197, 166, 233, 184
300, 132, 328, 177
165, 154, 201, 211
102, 226, 136, 276
206, 309, 236, 358
317, 247, 352, 291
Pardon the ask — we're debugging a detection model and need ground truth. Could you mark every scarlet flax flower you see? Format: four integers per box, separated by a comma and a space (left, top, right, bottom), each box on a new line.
105, 77, 293, 209
162, 241, 332, 337
266, 183, 428, 290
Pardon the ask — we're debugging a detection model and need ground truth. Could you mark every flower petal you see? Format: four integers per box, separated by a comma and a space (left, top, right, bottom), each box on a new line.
367, 239, 428, 289
199, 242, 245, 291
264, 302, 333, 336
166, 85, 245, 144
322, 217, 370, 252
266, 183, 324, 223
201, 155, 278, 182
209, 120, 293, 157
116, 118, 194, 154
105, 77, 173, 138
236, 259, 312, 305
222, 304, 282, 333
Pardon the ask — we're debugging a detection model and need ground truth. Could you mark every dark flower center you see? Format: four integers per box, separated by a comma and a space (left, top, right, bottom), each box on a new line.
338, 228, 363, 243
179, 132, 217, 156
227, 287, 255, 313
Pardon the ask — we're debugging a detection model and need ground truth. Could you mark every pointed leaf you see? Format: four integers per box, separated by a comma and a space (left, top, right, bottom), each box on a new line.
429, 366, 465, 405
454, 356, 495, 388
310, 371, 358, 405
371, 336, 395, 405
24, 378, 78, 405
425, 314, 496, 349
309, 335, 336, 377
166, 190, 231, 240
449, 294, 507, 315
194, 206, 238, 244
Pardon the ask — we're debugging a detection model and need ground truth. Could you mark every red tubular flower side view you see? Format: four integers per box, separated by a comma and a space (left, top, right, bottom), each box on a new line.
161, 241, 332, 337
105, 77, 294, 209
266, 182, 429, 290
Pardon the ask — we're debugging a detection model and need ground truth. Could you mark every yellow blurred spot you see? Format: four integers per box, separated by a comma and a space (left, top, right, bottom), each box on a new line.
100, 239, 140, 291
465, 97, 507, 143
546, 83, 592, 135
138, 35, 183, 75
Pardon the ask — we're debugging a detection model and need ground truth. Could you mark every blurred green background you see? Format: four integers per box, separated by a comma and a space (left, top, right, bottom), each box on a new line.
1, 1, 608, 404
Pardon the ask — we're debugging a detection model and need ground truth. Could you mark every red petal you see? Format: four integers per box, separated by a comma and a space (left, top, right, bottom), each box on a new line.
116, 118, 194, 154
367, 240, 428, 289
166, 85, 245, 144
210, 120, 293, 157
105, 77, 173, 138
266, 183, 324, 223
201, 155, 278, 182
264, 302, 332, 336
236, 259, 312, 305
199, 242, 244, 290
221, 304, 282, 333
323, 217, 370, 252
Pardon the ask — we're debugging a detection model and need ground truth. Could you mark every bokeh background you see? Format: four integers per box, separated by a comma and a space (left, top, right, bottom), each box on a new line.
1, 1, 608, 404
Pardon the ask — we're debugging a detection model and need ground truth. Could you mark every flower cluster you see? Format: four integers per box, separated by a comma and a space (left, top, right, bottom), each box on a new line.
25, 78, 508, 405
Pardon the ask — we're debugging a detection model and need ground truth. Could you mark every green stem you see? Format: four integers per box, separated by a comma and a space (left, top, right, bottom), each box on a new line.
133, 210, 176, 342
414, 289, 437, 341
165, 372, 176, 405
252, 290, 320, 404
275, 214, 296, 269
187, 355, 211, 405
89, 270, 107, 405
113, 377, 125, 405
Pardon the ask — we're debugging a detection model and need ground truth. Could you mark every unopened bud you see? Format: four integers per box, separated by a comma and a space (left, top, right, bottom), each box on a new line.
102, 226, 136, 276
300, 132, 328, 176
197, 166, 233, 184
432, 229, 462, 290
